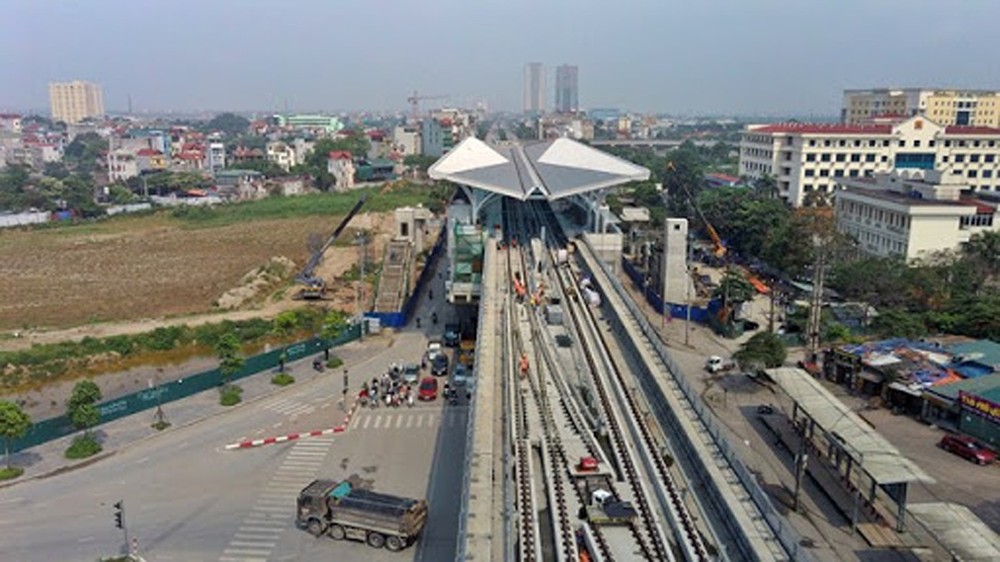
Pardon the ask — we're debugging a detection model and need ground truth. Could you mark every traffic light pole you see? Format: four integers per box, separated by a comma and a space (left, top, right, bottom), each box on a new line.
114, 500, 129, 555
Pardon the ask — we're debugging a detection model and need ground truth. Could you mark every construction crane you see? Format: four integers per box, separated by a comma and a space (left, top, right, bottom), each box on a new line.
295, 195, 367, 299
667, 161, 727, 258
406, 91, 449, 122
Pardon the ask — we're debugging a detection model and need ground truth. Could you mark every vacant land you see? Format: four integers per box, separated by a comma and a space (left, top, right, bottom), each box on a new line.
0, 186, 442, 338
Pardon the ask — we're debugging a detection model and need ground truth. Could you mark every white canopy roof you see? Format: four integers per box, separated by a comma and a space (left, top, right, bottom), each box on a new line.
429, 137, 650, 200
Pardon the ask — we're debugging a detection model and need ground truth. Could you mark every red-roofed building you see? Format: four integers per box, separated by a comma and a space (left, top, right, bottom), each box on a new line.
327, 151, 355, 190
740, 115, 1000, 207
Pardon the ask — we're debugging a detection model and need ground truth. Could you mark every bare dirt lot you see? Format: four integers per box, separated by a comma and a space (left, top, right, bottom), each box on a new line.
0, 210, 396, 350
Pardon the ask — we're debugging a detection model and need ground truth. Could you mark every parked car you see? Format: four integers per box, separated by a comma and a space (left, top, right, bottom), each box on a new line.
938, 434, 997, 465
418, 377, 439, 401
431, 353, 449, 376
705, 355, 736, 373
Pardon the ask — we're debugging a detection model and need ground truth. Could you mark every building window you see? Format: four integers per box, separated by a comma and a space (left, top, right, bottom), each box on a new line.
913, 139, 921, 147
866, 153, 876, 162
839, 140, 846, 147
929, 140, 936, 147
805, 169, 815, 177
809, 139, 816, 147
945, 140, 952, 147
851, 153, 861, 162
824, 140, 832, 147
883, 140, 890, 147
986, 154, 996, 163
898, 140, 906, 147
853, 140, 861, 147
969, 170, 978, 178
849, 170, 859, 177
821, 153, 831, 162
806, 153, 816, 162
868, 140, 877, 147
955, 154, 965, 163
984, 170, 993, 178
819, 169, 830, 177
834, 169, 844, 177
836, 153, 846, 162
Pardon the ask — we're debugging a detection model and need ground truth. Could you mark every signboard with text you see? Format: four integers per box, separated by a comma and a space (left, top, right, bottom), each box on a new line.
959, 391, 1000, 425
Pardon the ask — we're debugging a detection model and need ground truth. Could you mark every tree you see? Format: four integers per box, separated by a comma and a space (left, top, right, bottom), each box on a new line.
753, 174, 779, 199
403, 154, 438, 172
872, 309, 927, 339
215, 332, 245, 386
204, 113, 250, 137
0, 401, 31, 469
661, 143, 705, 217
63, 132, 106, 174
227, 159, 286, 177
321, 310, 349, 343
273, 311, 298, 338
67, 380, 102, 436
963, 230, 1000, 280
713, 269, 756, 306
734, 332, 787, 369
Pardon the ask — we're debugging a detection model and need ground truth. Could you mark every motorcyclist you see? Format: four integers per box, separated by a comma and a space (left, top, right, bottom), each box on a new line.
431, 312, 438, 325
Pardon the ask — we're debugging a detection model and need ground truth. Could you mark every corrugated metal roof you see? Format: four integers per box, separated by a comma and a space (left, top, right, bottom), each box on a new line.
908, 503, 1000, 561
927, 373, 1000, 401
429, 137, 649, 200
767, 367, 934, 485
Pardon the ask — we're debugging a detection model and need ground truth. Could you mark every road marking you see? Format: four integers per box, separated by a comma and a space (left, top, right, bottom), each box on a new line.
407, 416, 414, 428
77, 536, 94, 543
396, 415, 404, 428
416, 415, 423, 427
223, 548, 272, 556
234, 532, 281, 540
134, 456, 150, 464
287, 451, 327, 458
280, 460, 322, 467
272, 422, 282, 428
254, 429, 265, 435
255, 498, 289, 506
0, 497, 23, 505
321, 402, 331, 409
239, 525, 284, 533
363, 416, 372, 429
220, 557, 268, 562
230, 540, 277, 548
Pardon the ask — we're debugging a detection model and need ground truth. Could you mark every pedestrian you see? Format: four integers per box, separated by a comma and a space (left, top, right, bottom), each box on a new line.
416, 317, 421, 328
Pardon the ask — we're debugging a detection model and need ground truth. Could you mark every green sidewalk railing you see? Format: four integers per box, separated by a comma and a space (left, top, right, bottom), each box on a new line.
10, 325, 361, 454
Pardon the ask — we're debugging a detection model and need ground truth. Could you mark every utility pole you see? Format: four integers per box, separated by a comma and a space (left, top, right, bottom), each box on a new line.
806, 237, 827, 362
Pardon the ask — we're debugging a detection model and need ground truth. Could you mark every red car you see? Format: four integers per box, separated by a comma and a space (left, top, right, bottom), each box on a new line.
418, 377, 438, 401
938, 434, 997, 465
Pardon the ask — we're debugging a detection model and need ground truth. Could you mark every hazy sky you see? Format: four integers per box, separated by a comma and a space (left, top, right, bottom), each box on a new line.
4, 0, 999, 116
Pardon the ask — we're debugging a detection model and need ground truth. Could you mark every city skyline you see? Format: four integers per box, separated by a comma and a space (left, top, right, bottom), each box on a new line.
4, 0, 1000, 116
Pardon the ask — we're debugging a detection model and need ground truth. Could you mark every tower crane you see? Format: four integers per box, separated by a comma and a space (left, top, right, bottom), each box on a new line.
407, 91, 449, 122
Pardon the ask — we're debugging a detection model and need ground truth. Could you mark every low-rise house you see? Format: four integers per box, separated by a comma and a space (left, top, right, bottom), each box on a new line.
327, 151, 355, 190
215, 169, 265, 200
108, 149, 139, 181
267, 141, 296, 172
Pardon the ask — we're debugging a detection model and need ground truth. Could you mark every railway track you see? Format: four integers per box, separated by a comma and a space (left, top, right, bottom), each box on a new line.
504, 197, 711, 562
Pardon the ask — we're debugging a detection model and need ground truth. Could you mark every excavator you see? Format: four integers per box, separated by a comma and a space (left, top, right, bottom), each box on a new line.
295, 195, 367, 299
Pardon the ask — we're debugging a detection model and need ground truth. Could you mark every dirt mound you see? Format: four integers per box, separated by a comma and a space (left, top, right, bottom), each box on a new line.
216, 256, 297, 310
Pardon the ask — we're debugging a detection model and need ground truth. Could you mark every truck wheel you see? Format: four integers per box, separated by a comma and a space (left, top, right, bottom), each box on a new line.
385, 535, 404, 551
366, 531, 385, 548
307, 519, 325, 537
328, 524, 346, 540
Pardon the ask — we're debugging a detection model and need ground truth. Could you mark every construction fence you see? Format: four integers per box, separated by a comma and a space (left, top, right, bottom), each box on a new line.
9, 324, 362, 454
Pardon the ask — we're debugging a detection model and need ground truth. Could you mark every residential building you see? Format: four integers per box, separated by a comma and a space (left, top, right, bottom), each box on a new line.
0, 114, 21, 133
555, 65, 579, 114
204, 142, 226, 174
292, 139, 315, 165
327, 151, 356, 190
393, 125, 421, 157
843, 88, 1000, 127
266, 141, 296, 172
230, 146, 264, 164
355, 158, 395, 183
135, 148, 168, 173
49, 80, 105, 124
108, 150, 139, 181
421, 119, 446, 157
110, 130, 170, 155
523, 62, 546, 114
739, 115, 1000, 207
835, 169, 998, 260
215, 170, 265, 200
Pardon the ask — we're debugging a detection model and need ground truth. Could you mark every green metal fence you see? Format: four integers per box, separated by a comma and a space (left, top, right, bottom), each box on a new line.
10, 325, 361, 454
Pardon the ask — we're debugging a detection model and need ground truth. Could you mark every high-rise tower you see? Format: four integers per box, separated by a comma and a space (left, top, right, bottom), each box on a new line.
555, 65, 579, 114
523, 63, 546, 115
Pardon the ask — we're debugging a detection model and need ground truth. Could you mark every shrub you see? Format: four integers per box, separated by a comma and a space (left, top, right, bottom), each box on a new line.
0, 466, 23, 480
65, 433, 102, 459
271, 373, 295, 386
219, 384, 243, 406
327, 356, 344, 369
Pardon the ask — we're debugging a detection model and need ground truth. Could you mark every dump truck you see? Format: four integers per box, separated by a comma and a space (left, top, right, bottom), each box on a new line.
296, 477, 428, 551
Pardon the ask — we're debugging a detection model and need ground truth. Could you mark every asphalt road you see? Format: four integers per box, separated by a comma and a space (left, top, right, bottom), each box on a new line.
0, 328, 468, 562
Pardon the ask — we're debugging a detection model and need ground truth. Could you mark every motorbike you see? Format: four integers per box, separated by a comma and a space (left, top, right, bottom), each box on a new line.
431, 312, 438, 325
313, 358, 325, 372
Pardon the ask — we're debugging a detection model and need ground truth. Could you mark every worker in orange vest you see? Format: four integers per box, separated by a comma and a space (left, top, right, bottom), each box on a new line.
519, 353, 529, 378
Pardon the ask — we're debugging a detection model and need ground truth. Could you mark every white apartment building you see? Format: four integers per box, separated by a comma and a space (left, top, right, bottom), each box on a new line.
739, 116, 1000, 207
108, 150, 139, 182
0, 114, 21, 133
49, 81, 105, 124
204, 142, 226, 174
835, 169, 998, 260
266, 142, 296, 172
843, 88, 1000, 127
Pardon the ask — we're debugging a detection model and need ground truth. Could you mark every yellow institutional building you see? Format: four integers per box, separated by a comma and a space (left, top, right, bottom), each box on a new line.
843, 88, 1000, 127
49, 80, 105, 124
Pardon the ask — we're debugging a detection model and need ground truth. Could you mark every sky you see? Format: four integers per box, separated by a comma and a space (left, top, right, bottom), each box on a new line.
3, 0, 999, 117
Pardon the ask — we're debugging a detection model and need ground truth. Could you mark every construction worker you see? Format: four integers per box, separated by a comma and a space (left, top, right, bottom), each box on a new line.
519, 353, 529, 379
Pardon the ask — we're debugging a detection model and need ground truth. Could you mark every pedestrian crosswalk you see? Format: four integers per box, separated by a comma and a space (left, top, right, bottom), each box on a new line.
349, 408, 467, 431
262, 396, 315, 418
219, 436, 335, 562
